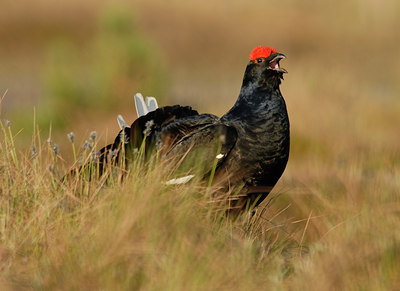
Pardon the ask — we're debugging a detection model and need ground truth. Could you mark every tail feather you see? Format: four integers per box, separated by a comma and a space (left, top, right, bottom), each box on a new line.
134, 93, 160, 117
145, 96, 158, 112
117, 114, 128, 130
134, 93, 148, 117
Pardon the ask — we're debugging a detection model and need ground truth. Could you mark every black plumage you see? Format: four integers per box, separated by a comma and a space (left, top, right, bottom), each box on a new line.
93, 47, 290, 211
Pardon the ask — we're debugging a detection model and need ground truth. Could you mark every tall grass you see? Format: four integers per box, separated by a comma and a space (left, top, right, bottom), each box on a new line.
0, 119, 300, 290
1, 106, 399, 290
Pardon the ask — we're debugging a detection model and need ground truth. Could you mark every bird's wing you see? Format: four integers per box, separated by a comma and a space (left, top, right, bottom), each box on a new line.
92, 105, 200, 175
128, 105, 202, 150
84, 105, 224, 179
163, 122, 238, 181
159, 113, 219, 149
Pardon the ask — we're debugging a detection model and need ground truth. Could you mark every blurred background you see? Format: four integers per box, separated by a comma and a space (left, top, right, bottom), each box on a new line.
1, 0, 399, 166
2, 2, 400, 285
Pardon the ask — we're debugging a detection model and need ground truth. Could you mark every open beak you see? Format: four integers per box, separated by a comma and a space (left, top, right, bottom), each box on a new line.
268, 53, 287, 73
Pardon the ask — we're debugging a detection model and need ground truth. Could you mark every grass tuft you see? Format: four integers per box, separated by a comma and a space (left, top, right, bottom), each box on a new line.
1, 110, 400, 289
0, 119, 299, 290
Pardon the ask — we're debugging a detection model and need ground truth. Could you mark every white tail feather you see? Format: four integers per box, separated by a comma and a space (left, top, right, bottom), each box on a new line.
134, 93, 148, 117
134, 93, 159, 117
117, 114, 128, 130
145, 96, 158, 112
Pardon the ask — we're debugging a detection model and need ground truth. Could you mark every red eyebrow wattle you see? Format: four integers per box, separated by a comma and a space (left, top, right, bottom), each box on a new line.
249, 46, 278, 60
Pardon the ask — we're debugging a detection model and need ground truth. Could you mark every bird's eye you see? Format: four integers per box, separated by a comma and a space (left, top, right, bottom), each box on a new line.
256, 58, 264, 63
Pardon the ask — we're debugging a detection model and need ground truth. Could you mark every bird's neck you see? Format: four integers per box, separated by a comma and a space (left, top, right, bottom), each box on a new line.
222, 80, 286, 123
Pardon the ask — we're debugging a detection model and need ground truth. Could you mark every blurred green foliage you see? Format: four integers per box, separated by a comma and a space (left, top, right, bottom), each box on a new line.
41, 8, 167, 129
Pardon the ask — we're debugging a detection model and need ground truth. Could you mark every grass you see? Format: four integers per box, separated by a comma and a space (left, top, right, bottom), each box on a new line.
1, 98, 400, 290
0, 118, 298, 290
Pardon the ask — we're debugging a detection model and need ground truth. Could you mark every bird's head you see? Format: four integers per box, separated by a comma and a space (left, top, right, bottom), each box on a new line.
249, 46, 287, 73
242, 46, 287, 89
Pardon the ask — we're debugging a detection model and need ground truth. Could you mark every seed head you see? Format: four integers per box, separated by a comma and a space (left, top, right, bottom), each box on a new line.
52, 144, 60, 155
30, 145, 38, 159
89, 131, 98, 142
48, 164, 55, 174
119, 131, 129, 144
67, 132, 75, 143
143, 120, 154, 137
82, 140, 92, 151
107, 148, 119, 162
111, 149, 119, 159
90, 151, 99, 161
4, 120, 11, 127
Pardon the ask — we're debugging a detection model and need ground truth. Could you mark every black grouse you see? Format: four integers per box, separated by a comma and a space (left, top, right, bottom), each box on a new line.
93, 46, 290, 211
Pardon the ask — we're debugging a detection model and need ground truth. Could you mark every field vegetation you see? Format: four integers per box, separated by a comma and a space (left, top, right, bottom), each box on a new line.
1, 0, 400, 289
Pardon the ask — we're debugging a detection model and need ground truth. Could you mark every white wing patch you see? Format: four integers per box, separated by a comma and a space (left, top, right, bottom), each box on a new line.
165, 175, 195, 185
216, 153, 224, 159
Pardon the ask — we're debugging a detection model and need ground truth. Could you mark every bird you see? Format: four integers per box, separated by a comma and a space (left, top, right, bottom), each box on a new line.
92, 46, 290, 212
